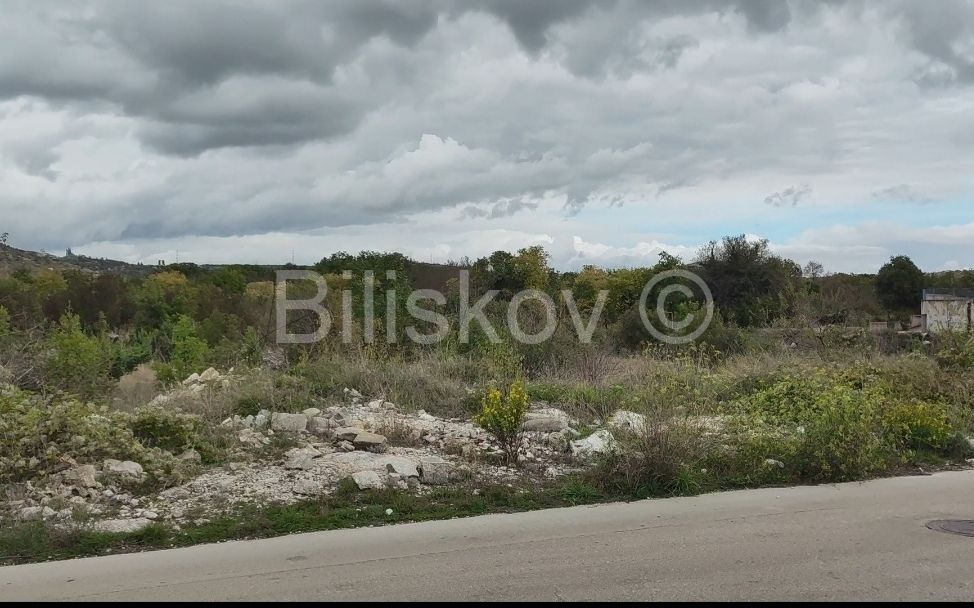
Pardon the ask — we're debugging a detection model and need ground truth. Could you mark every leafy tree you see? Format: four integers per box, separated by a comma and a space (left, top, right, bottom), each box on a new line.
876, 255, 924, 313
208, 268, 247, 296
167, 315, 210, 381
696, 235, 801, 327
803, 261, 825, 279
512, 245, 552, 290
134, 271, 193, 329
42, 313, 112, 398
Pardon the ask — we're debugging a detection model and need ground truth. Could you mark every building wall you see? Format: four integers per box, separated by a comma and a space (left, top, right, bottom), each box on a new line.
922, 299, 973, 333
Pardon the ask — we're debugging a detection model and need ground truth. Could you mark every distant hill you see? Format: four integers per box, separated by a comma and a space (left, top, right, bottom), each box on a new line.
0, 243, 469, 291
0, 244, 153, 278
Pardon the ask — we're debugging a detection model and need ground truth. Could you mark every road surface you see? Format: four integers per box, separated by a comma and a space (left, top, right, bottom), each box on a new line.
3, 470, 974, 601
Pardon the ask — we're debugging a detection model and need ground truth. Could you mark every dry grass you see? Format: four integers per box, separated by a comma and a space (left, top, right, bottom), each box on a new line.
370, 414, 425, 447
589, 407, 715, 497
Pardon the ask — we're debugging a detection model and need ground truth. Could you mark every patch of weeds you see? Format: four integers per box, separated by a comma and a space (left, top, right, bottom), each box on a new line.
371, 415, 424, 448
233, 396, 263, 418
253, 432, 304, 460
559, 479, 603, 506
0, 477, 616, 566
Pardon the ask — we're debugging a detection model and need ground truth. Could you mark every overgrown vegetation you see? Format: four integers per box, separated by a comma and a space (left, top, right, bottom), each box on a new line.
0, 238, 972, 561
0, 478, 611, 565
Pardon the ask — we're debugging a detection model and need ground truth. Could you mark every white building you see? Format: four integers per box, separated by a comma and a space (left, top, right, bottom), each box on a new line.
921, 289, 974, 333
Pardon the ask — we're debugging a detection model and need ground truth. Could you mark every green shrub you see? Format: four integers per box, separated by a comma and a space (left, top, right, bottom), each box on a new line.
167, 315, 210, 382
934, 333, 974, 371
590, 415, 712, 498
108, 332, 154, 379
0, 386, 143, 483
126, 406, 204, 454
736, 371, 892, 482
0, 305, 9, 336
791, 385, 889, 482
233, 395, 263, 417
41, 313, 112, 398
881, 400, 953, 452
558, 478, 603, 505
474, 380, 529, 465
705, 415, 799, 487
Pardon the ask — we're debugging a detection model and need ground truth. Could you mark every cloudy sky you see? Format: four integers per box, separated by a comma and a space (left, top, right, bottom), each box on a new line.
1, 0, 973, 273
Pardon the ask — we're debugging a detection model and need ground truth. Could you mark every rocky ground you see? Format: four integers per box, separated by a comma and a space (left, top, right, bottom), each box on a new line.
15, 368, 963, 538
6, 366, 974, 541
2, 372, 639, 534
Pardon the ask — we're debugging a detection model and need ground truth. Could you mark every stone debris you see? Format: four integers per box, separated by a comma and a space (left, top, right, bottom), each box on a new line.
307, 416, 337, 435
522, 417, 568, 433
1, 387, 592, 530
385, 457, 420, 479
199, 367, 221, 383
351, 470, 386, 490
238, 428, 270, 446
284, 446, 323, 470
293, 479, 324, 496
607, 410, 646, 431
178, 449, 202, 463
103, 459, 145, 480
62, 464, 99, 489
94, 518, 153, 534
19, 506, 56, 521
419, 456, 454, 485
271, 413, 308, 433
571, 429, 617, 460
351, 431, 388, 452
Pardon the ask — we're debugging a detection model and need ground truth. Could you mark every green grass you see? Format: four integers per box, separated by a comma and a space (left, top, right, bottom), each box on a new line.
0, 478, 611, 566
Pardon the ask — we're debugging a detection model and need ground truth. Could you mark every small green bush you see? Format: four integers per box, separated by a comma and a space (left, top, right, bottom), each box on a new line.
474, 380, 529, 465
0, 386, 143, 483
790, 384, 889, 482
0, 385, 224, 487
126, 406, 204, 453
167, 315, 210, 382
705, 416, 799, 487
558, 478, 604, 505
41, 313, 112, 398
589, 412, 714, 497
934, 333, 974, 371
233, 395, 263, 417
728, 370, 893, 482
108, 332, 154, 379
881, 400, 953, 452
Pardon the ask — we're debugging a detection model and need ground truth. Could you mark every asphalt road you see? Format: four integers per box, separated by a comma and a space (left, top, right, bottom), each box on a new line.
3, 470, 974, 601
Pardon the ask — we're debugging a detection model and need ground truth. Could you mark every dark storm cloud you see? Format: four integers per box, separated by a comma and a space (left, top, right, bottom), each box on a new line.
893, 0, 974, 85
1, 0, 973, 259
460, 198, 539, 220
764, 185, 811, 208
470, 0, 604, 51
0, 0, 826, 156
